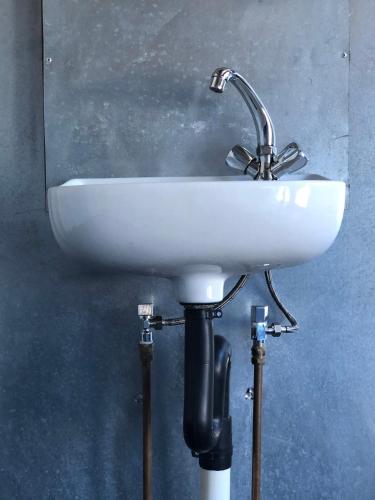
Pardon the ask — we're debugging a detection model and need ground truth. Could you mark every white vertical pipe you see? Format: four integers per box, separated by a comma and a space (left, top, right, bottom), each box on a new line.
200, 468, 231, 500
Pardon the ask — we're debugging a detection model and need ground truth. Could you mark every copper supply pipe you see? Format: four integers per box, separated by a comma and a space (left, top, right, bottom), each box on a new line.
139, 343, 153, 500
251, 341, 266, 500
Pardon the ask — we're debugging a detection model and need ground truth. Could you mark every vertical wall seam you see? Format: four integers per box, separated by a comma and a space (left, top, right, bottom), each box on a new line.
41, 0, 48, 211
347, 0, 352, 188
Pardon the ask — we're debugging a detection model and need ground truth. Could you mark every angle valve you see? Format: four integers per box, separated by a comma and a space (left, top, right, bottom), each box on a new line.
251, 305, 298, 339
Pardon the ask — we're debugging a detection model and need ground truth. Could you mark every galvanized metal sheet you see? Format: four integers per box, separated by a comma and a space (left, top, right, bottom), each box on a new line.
43, 0, 349, 187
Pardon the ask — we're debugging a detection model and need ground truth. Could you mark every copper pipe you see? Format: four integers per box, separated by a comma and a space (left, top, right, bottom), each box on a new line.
251, 341, 266, 500
139, 343, 153, 500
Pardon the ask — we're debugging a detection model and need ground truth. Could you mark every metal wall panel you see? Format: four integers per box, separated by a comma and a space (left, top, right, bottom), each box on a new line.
43, 0, 349, 187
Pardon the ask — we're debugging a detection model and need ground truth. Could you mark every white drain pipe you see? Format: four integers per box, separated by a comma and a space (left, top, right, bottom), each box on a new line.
200, 468, 231, 500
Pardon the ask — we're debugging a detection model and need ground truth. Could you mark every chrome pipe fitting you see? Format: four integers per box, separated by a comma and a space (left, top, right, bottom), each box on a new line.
138, 304, 154, 344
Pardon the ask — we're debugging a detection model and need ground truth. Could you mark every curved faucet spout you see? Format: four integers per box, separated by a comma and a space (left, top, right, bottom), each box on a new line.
210, 67, 276, 179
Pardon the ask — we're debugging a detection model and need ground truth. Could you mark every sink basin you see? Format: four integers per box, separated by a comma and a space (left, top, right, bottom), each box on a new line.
48, 174, 345, 303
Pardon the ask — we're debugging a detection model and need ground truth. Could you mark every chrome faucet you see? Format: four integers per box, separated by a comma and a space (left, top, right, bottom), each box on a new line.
209, 67, 308, 179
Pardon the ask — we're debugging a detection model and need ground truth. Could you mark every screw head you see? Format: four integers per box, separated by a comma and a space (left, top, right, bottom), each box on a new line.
134, 393, 143, 404
245, 388, 254, 400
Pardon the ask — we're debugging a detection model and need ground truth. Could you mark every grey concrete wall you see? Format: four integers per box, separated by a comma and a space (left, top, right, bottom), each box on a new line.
0, 1, 374, 499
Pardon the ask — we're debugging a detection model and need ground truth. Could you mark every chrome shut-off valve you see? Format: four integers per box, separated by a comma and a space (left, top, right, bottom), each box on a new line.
138, 303, 154, 344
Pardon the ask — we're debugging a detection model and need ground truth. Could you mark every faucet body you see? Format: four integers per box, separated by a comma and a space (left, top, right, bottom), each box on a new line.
210, 67, 308, 180
210, 68, 276, 179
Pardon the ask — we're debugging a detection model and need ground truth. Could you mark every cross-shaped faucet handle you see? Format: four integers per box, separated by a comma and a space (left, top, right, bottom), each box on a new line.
271, 142, 309, 178
226, 142, 308, 179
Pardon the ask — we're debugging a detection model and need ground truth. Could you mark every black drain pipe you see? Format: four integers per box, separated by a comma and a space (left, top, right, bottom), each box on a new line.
183, 308, 232, 469
199, 335, 232, 471
184, 308, 217, 453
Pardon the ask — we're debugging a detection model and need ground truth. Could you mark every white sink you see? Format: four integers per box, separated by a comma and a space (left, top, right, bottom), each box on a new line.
48, 174, 345, 303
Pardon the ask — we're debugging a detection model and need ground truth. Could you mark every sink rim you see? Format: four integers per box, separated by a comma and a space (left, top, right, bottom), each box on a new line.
56, 173, 345, 188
